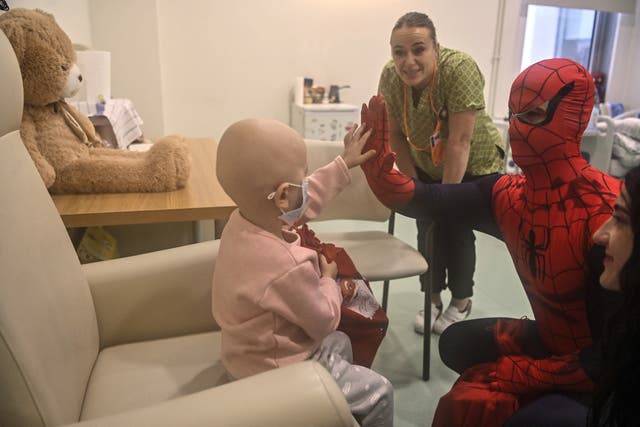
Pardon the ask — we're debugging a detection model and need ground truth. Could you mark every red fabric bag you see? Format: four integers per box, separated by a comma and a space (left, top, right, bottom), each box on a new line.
296, 224, 389, 368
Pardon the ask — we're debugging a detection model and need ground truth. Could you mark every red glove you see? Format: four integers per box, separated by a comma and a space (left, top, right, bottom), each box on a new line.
491, 354, 593, 395
360, 95, 415, 209
461, 362, 498, 383
433, 362, 519, 427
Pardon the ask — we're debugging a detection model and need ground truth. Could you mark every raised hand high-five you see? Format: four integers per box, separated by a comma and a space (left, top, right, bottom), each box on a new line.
360, 95, 415, 209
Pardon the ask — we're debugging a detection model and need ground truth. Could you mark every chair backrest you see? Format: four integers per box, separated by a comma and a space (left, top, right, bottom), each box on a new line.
0, 31, 99, 426
304, 139, 390, 222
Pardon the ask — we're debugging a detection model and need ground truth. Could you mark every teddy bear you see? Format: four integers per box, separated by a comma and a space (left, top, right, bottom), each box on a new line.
0, 8, 190, 194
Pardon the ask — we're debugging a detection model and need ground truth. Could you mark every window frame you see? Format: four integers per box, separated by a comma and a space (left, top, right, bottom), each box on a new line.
489, 0, 636, 120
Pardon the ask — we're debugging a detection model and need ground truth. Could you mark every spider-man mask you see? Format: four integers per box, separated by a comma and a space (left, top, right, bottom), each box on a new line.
508, 58, 594, 177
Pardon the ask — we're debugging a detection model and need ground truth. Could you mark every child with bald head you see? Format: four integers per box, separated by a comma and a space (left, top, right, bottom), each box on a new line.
213, 119, 394, 427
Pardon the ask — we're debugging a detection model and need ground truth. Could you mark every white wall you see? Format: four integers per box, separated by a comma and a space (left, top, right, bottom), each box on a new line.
7, 0, 639, 140
608, 1, 640, 109
151, 0, 499, 141
492, 1, 531, 120
4, 0, 501, 140
88, 1, 166, 140
629, 3, 640, 109
5, 0, 92, 46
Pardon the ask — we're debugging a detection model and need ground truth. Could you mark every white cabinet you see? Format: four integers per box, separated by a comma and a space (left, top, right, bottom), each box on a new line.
291, 104, 359, 141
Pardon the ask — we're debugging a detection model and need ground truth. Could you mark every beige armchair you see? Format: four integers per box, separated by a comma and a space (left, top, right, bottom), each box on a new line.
0, 30, 355, 427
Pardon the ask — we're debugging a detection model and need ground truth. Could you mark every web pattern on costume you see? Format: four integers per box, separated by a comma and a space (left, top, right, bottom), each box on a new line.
493, 173, 618, 353
490, 59, 620, 390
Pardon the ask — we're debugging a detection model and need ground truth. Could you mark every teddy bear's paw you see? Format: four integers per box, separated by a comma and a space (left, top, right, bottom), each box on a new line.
146, 136, 191, 191
33, 156, 57, 188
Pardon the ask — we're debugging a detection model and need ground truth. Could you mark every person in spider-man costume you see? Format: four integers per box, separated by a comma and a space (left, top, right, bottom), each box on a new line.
360, 58, 623, 426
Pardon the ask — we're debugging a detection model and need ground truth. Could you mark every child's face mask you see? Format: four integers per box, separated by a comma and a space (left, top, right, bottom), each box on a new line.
267, 178, 309, 226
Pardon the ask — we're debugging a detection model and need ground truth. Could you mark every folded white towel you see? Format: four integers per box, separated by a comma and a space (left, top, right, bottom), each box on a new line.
103, 98, 143, 149
67, 99, 144, 149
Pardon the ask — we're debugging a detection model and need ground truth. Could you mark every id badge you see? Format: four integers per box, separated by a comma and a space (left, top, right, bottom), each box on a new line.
430, 130, 441, 148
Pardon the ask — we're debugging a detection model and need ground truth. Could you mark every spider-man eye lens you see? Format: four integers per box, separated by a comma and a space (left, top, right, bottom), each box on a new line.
512, 102, 550, 125
510, 81, 575, 127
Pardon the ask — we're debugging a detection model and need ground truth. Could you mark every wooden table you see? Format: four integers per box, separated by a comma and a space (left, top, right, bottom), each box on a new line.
52, 138, 236, 228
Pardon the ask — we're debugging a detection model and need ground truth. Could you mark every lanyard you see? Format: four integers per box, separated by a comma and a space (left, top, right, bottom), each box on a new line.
402, 59, 444, 165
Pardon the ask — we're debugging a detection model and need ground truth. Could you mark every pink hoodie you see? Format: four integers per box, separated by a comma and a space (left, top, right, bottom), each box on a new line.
212, 156, 350, 379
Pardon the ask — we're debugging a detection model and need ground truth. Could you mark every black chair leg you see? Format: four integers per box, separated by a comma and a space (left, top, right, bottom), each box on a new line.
422, 224, 435, 381
382, 280, 389, 312
381, 213, 395, 315
383, 210, 431, 380
423, 282, 431, 380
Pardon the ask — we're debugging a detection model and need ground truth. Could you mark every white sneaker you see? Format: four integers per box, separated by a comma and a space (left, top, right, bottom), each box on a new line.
413, 303, 443, 335
432, 300, 472, 335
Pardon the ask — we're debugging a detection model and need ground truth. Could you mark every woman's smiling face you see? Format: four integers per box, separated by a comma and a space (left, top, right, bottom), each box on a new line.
593, 188, 634, 291
390, 26, 438, 91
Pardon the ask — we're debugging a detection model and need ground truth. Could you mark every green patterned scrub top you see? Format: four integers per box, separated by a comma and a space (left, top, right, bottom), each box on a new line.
378, 47, 505, 180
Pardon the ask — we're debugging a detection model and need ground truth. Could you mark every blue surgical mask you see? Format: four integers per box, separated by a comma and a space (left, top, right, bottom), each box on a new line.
267, 178, 309, 226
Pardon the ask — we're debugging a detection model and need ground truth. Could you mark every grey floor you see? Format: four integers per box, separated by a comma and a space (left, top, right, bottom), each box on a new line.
310, 214, 534, 427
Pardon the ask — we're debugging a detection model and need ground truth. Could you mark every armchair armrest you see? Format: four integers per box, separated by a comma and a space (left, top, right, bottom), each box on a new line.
64, 360, 356, 427
83, 240, 220, 349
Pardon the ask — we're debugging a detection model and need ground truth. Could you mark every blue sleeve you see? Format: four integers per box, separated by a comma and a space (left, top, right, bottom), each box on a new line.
397, 174, 503, 240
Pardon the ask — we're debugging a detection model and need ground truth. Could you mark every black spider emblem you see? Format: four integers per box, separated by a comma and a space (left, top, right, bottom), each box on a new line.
522, 228, 550, 279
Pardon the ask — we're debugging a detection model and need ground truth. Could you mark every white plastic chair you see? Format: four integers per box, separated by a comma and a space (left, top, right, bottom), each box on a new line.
304, 139, 430, 378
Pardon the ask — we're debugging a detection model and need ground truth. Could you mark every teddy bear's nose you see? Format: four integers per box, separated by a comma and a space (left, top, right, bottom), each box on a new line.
78, 74, 83, 82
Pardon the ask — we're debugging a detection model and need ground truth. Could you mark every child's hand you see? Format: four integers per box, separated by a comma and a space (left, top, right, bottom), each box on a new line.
319, 254, 338, 279
341, 123, 376, 169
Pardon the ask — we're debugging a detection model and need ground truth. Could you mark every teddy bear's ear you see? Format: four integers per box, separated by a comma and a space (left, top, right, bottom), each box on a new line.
34, 8, 55, 19
0, 18, 26, 66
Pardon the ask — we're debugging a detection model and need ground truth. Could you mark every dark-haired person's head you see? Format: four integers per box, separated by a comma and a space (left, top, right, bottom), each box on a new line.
389, 12, 439, 91
593, 165, 640, 293
590, 164, 640, 426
